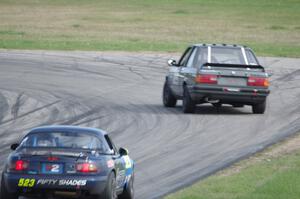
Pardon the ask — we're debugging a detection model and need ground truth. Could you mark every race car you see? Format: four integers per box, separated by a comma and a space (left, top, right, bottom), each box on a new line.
163, 43, 270, 113
0, 126, 134, 199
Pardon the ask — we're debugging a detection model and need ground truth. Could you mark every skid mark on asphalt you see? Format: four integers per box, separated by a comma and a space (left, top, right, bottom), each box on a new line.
11, 92, 25, 119
0, 100, 61, 125
0, 92, 9, 123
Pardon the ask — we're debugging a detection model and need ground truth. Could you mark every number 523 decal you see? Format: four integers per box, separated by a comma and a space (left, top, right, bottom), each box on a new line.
18, 178, 35, 187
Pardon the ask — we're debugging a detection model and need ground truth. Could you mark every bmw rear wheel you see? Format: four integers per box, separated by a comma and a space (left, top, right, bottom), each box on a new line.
163, 82, 177, 107
252, 100, 266, 114
182, 86, 195, 113
212, 102, 222, 108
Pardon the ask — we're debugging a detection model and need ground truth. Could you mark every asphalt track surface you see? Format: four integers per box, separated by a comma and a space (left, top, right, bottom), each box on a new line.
0, 50, 299, 199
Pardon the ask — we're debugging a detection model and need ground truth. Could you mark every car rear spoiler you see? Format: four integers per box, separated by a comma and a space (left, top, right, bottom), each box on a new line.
203, 63, 265, 71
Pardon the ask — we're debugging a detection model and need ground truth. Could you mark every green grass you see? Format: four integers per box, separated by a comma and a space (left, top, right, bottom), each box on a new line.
0, 0, 300, 57
166, 150, 300, 199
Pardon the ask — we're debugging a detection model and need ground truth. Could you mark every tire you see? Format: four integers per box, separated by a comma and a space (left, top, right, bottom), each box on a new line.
212, 103, 222, 108
1, 174, 18, 199
252, 100, 266, 114
232, 104, 244, 108
182, 86, 195, 113
163, 82, 177, 107
233, 105, 244, 108
118, 174, 134, 199
95, 172, 117, 199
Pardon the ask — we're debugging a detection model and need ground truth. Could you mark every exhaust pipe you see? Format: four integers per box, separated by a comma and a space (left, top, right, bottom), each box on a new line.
205, 97, 220, 104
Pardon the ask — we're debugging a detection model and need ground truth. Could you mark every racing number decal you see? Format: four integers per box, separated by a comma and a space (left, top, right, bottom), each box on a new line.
18, 178, 35, 187
28, 179, 35, 187
51, 164, 60, 172
123, 156, 131, 169
18, 178, 24, 187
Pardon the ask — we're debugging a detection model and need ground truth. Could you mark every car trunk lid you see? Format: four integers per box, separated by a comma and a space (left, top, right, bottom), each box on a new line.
16, 148, 91, 175
198, 63, 269, 87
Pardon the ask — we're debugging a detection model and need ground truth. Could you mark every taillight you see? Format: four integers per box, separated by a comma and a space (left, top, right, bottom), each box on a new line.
15, 160, 29, 171
76, 163, 98, 173
248, 76, 269, 87
195, 74, 217, 84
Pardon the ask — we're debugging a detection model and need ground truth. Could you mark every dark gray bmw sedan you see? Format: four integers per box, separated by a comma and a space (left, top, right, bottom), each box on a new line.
163, 44, 270, 113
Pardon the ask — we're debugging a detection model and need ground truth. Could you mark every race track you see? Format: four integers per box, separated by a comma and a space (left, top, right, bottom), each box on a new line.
0, 50, 299, 199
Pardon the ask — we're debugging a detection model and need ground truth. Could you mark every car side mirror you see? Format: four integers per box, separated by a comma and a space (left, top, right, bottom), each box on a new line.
119, 147, 129, 156
167, 59, 177, 66
10, 143, 19, 151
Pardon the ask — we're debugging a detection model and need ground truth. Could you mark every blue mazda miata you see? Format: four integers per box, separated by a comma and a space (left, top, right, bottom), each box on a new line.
0, 126, 134, 199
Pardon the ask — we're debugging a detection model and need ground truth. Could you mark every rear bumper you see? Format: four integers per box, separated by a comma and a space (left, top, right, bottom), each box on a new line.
188, 85, 270, 104
3, 172, 107, 196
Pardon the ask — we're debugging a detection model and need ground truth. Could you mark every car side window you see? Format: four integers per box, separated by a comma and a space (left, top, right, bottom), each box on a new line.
195, 48, 208, 67
246, 49, 259, 65
186, 48, 198, 68
178, 47, 192, 67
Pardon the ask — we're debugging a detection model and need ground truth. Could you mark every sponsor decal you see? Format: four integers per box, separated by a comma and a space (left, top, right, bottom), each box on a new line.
123, 156, 132, 169
116, 170, 126, 187
37, 179, 57, 185
125, 167, 133, 176
59, 180, 87, 186
125, 175, 131, 184
18, 178, 35, 187
36, 179, 87, 186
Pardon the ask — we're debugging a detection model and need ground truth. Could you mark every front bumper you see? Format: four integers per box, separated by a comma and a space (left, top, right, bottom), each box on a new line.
188, 85, 270, 104
3, 172, 108, 197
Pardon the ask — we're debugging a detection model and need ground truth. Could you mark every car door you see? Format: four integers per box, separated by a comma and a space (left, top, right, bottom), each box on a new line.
104, 135, 126, 190
177, 47, 198, 97
167, 62, 180, 96
170, 47, 193, 96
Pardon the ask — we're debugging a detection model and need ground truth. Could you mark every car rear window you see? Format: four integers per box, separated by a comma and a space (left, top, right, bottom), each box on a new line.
20, 131, 108, 151
211, 47, 246, 65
